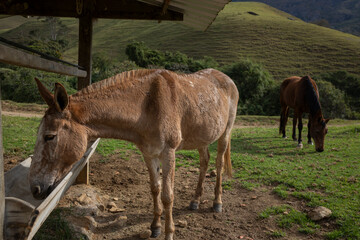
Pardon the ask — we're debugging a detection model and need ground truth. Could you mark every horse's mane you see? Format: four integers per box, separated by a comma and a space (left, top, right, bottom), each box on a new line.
304, 77, 321, 115
72, 69, 158, 98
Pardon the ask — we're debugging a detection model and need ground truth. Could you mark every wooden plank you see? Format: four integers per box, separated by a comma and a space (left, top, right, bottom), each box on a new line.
75, 159, 89, 184
0, 88, 4, 240
0, 44, 87, 77
0, 0, 183, 21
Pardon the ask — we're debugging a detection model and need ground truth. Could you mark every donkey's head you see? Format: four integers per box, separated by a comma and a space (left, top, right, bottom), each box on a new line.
29, 79, 88, 200
310, 115, 329, 152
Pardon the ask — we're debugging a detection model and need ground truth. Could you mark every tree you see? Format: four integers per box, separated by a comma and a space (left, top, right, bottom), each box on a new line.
319, 71, 360, 114
316, 80, 350, 119
222, 59, 274, 114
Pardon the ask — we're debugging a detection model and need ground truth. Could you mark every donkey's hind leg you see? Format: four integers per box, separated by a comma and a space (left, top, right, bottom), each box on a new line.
213, 134, 231, 213
189, 147, 210, 210
144, 156, 163, 238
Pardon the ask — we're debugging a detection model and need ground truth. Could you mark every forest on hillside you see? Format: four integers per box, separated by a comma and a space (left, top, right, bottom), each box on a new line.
1, 41, 359, 119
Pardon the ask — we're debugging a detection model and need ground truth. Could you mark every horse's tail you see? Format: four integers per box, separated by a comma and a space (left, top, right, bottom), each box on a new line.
224, 140, 232, 178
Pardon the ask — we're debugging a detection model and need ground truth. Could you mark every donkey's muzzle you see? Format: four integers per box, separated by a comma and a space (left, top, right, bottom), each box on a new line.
31, 184, 54, 200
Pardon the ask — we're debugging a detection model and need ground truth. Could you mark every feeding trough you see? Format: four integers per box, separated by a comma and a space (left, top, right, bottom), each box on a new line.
4, 138, 100, 240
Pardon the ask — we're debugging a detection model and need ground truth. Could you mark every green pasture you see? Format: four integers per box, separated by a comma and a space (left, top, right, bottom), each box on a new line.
1, 2, 360, 80
2, 115, 359, 239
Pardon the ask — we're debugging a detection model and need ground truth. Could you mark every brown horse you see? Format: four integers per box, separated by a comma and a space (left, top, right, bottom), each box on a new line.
29, 69, 239, 240
279, 76, 329, 152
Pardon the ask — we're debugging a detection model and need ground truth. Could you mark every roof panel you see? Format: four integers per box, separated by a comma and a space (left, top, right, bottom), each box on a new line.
138, 0, 230, 30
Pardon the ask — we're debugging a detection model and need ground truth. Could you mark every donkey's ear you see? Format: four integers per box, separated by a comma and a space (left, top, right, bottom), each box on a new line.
54, 83, 69, 112
35, 78, 55, 107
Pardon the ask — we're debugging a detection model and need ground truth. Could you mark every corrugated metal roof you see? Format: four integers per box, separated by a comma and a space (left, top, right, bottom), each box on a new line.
138, 0, 231, 31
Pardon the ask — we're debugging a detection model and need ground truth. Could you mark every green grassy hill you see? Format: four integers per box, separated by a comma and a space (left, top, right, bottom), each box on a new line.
1, 2, 360, 80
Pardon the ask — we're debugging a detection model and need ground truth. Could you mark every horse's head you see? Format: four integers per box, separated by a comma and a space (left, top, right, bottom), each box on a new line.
29, 79, 88, 200
310, 116, 329, 152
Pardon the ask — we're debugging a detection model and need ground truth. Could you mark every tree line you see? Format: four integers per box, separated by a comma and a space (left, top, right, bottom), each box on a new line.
1, 41, 359, 119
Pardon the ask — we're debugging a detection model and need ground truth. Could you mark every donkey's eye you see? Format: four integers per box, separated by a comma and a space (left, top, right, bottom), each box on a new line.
44, 135, 56, 142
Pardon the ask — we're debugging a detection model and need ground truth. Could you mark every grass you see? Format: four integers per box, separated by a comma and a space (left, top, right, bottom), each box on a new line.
260, 205, 320, 235
1, 2, 360, 80
2, 115, 40, 159
34, 208, 86, 240
2, 114, 360, 238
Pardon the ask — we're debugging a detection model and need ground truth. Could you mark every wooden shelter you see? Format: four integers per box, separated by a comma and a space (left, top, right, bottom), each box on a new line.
0, 0, 230, 238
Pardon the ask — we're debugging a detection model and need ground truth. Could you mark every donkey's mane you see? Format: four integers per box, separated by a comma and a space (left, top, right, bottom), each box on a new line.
304, 77, 321, 115
72, 69, 159, 99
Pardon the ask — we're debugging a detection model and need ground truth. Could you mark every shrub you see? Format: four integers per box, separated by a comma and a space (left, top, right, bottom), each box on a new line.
222, 59, 275, 115
319, 71, 360, 114
0, 67, 76, 103
316, 80, 351, 119
125, 41, 218, 73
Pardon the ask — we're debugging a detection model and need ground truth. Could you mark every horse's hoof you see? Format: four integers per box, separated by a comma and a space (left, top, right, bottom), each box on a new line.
293, 138, 297, 142
151, 227, 161, 238
297, 143, 303, 149
308, 141, 313, 145
189, 201, 199, 210
213, 203, 222, 213
282, 136, 287, 139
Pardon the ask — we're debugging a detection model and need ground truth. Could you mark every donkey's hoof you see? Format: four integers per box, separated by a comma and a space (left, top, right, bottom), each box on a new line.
213, 203, 222, 213
189, 201, 199, 210
150, 227, 161, 238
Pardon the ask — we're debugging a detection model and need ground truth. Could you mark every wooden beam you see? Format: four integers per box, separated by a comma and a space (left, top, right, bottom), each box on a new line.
0, 0, 183, 21
0, 44, 87, 77
77, 15, 93, 90
0, 86, 4, 240
76, 14, 93, 183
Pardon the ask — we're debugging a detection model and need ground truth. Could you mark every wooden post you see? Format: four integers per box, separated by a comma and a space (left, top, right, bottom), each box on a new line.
0, 86, 5, 239
76, 15, 93, 185
77, 15, 93, 90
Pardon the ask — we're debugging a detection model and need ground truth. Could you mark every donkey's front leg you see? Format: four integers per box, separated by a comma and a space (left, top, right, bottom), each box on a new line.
189, 147, 210, 210
144, 156, 162, 238
160, 147, 176, 240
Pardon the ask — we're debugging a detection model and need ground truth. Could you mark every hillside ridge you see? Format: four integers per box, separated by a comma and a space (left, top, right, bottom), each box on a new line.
0, 2, 359, 80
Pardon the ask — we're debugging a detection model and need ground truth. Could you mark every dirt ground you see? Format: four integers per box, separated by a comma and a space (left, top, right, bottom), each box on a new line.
2, 105, 336, 239
56, 151, 335, 240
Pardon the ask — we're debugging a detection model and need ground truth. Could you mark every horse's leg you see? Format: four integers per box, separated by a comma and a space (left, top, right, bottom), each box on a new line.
307, 117, 313, 145
160, 147, 176, 240
280, 106, 289, 138
189, 147, 210, 210
292, 114, 297, 141
144, 156, 162, 238
213, 134, 230, 213
297, 113, 303, 148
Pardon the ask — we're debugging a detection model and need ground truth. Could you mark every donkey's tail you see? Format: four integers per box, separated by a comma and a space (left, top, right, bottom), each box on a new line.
224, 140, 232, 178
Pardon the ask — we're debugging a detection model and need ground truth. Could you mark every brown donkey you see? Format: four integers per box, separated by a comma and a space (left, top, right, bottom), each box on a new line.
29, 69, 239, 240
279, 76, 329, 152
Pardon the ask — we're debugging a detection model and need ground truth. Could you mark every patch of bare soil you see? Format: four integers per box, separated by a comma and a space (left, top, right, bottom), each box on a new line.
57, 152, 335, 240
